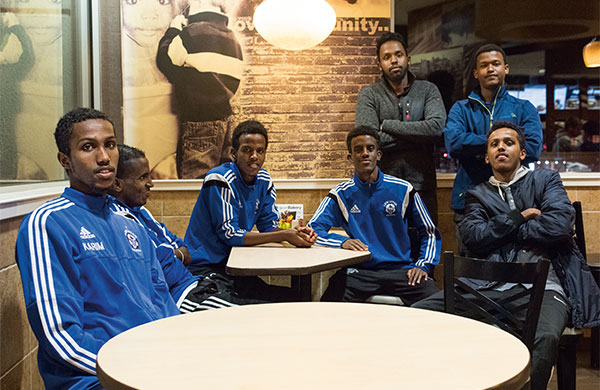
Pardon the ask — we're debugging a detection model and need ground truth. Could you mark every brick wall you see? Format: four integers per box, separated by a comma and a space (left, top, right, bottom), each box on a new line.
231, 5, 390, 179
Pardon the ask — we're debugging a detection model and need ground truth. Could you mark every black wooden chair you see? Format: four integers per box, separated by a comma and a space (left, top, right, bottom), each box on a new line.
443, 251, 550, 352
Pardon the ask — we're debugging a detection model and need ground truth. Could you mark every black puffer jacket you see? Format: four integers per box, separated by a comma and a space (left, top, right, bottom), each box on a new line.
461, 168, 600, 328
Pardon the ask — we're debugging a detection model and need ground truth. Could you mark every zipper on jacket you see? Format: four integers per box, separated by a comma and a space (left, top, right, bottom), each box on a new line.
105, 206, 159, 319
468, 87, 501, 129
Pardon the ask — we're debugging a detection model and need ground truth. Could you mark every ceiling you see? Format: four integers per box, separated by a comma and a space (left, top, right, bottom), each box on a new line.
394, 0, 599, 42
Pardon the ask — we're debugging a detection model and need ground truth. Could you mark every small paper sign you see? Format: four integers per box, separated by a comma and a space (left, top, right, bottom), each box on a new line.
275, 204, 304, 229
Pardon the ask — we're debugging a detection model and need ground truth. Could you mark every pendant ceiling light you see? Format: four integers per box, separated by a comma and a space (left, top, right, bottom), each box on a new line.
583, 37, 600, 68
475, 0, 599, 42
253, 0, 337, 51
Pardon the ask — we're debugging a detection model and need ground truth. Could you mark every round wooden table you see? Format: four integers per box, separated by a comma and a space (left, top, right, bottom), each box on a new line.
97, 303, 530, 390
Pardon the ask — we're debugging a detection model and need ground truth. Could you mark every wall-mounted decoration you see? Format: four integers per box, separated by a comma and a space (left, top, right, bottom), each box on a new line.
408, 0, 480, 55
121, 0, 391, 180
1, 1, 74, 182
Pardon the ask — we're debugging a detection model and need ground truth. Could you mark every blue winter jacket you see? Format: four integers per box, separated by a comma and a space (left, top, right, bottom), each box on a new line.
15, 188, 180, 390
308, 170, 441, 273
444, 85, 543, 210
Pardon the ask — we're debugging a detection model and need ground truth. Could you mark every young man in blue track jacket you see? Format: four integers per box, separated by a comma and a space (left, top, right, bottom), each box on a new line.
109, 144, 250, 311
15, 108, 180, 390
444, 44, 543, 254
184, 120, 317, 301
308, 126, 441, 304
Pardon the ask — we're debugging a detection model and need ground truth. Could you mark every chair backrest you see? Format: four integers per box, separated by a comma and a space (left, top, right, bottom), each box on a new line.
443, 251, 550, 351
573, 201, 586, 260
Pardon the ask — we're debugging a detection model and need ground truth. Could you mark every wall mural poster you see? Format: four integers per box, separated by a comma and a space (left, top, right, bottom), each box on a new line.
410, 47, 463, 110
1, 0, 67, 181
121, 0, 391, 180
407, 0, 482, 104
121, 0, 184, 180
408, 0, 480, 55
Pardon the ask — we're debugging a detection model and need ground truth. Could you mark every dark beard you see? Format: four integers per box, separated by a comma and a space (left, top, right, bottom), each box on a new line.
384, 68, 407, 83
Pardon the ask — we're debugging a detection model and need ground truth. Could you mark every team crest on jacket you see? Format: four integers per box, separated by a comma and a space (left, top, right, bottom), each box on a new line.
384, 200, 397, 216
124, 228, 141, 252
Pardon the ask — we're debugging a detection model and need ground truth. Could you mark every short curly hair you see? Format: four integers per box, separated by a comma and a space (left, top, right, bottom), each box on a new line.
116, 144, 146, 180
375, 32, 407, 61
488, 121, 525, 150
346, 126, 380, 152
54, 108, 114, 156
474, 43, 507, 67
231, 120, 269, 151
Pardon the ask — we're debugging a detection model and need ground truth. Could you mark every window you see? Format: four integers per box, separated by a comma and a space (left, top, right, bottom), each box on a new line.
0, 0, 91, 185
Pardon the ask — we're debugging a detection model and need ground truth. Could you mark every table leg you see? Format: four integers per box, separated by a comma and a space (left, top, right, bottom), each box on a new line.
291, 275, 312, 301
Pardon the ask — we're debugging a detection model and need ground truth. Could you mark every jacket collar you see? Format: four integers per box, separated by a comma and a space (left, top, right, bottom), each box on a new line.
353, 167, 383, 190
62, 187, 110, 214
231, 161, 259, 188
488, 165, 530, 187
381, 71, 416, 97
112, 197, 143, 214
488, 166, 530, 201
469, 84, 507, 104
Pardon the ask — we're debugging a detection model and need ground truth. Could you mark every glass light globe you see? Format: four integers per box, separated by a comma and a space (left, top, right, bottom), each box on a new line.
583, 38, 600, 68
253, 0, 337, 51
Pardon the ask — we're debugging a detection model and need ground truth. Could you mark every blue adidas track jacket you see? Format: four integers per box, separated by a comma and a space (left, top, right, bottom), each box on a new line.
308, 170, 441, 273
112, 200, 199, 307
184, 162, 279, 268
15, 188, 180, 390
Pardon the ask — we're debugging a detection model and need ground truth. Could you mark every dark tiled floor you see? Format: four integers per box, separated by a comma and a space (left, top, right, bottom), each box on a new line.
547, 340, 600, 390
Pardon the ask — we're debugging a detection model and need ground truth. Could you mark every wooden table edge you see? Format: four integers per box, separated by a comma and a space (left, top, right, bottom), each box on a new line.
226, 252, 370, 276
97, 359, 137, 390
485, 356, 530, 390
96, 304, 530, 390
